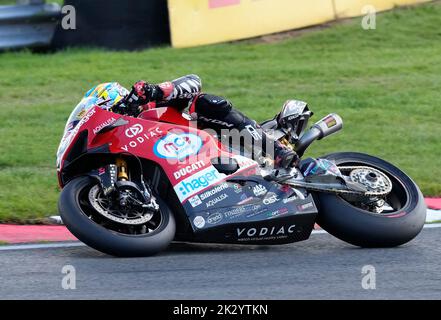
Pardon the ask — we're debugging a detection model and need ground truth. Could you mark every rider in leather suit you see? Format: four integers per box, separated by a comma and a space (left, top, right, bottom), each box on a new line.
81, 74, 297, 168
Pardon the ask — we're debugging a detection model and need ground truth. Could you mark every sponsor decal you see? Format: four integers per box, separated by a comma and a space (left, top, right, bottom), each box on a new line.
57, 108, 97, 168
245, 205, 266, 218
93, 117, 117, 134
121, 127, 162, 152
125, 124, 143, 138
174, 166, 226, 202
215, 204, 263, 220
223, 206, 247, 219
206, 193, 228, 208
324, 115, 337, 128
188, 195, 202, 208
207, 212, 223, 225
297, 202, 314, 211
65, 108, 96, 141
266, 207, 289, 218
263, 194, 279, 205
193, 216, 205, 229
252, 184, 267, 197
236, 225, 296, 239
198, 115, 234, 128
57, 108, 96, 167
238, 196, 253, 205
232, 183, 242, 194
154, 133, 202, 160
199, 182, 228, 201
76, 109, 86, 119
283, 197, 297, 204
66, 121, 76, 132
173, 160, 205, 180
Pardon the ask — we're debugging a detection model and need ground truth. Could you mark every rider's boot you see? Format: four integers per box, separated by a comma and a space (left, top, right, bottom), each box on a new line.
225, 111, 297, 169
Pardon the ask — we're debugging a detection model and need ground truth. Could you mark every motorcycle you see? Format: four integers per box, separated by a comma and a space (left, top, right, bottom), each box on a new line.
56, 100, 427, 256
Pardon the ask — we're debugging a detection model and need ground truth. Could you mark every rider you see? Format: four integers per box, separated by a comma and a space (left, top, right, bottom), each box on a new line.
73, 74, 297, 168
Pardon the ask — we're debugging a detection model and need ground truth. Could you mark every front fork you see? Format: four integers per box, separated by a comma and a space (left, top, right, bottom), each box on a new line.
91, 157, 156, 209
116, 158, 129, 181
114, 157, 159, 211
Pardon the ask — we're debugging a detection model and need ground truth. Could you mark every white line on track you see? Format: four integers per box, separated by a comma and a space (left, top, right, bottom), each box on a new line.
0, 242, 86, 251
0, 223, 440, 252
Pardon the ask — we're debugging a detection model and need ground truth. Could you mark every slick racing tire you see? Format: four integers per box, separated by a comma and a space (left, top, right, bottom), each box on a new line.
315, 152, 426, 248
59, 176, 176, 257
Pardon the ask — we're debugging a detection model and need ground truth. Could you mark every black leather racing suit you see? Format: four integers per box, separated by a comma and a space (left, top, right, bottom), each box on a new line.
127, 74, 295, 167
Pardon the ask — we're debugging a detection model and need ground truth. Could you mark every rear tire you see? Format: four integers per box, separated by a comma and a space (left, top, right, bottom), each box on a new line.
315, 152, 426, 247
59, 176, 176, 257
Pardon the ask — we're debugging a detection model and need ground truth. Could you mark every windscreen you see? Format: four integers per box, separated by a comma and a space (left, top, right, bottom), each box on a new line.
56, 97, 98, 168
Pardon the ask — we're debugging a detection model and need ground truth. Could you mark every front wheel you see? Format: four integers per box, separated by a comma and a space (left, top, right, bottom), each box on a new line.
315, 152, 426, 247
58, 176, 176, 257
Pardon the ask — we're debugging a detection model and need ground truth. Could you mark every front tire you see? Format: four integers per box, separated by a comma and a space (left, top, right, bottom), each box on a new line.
59, 176, 176, 257
315, 152, 426, 247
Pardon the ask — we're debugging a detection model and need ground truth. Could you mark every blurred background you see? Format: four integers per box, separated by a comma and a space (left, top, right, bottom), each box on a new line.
0, 0, 440, 222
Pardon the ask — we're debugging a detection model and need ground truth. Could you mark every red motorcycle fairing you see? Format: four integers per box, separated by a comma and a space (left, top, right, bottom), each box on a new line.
57, 106, 258, 199
138, 106, 192, 127
58, 106, 318, 245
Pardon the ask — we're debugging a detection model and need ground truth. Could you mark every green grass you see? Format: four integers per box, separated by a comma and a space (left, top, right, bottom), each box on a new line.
1, 2, 440, 222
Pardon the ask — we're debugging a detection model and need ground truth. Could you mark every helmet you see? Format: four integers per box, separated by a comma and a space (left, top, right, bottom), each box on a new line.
63, 83, 130, 135
84, 82, 130, 110
277, 100, 313, 140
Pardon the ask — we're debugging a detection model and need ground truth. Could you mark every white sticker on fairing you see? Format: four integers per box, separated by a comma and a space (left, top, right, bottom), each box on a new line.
154, 133, 202, 160
174, 165, 226, 202
193, 216, 206, 229
173, 160, 205, 180
188, 195, 202, 208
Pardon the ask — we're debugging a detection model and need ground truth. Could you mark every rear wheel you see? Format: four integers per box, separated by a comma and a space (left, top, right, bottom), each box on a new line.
315, 152, 426, 247
59, 176, 175, 257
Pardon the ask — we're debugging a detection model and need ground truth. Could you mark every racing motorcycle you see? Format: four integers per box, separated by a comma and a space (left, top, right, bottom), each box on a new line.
57, 100, 427, 256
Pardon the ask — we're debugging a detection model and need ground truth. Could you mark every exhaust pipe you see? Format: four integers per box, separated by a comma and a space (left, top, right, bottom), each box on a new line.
295, 113, 343, 157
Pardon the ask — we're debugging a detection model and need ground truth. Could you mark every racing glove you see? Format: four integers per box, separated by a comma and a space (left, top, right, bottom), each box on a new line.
125, 80, 164, 106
